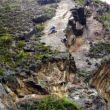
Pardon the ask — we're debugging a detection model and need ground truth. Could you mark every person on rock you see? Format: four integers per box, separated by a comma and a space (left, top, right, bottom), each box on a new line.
49, 26, 57, 34
61, 38, 68, 47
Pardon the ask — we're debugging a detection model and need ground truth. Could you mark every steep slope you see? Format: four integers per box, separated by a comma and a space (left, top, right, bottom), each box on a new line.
0, 53, 77, 109
41, 0, 75, 52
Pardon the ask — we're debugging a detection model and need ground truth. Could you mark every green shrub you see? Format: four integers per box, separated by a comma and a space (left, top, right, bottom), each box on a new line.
36, 24, 45, 33
4, 5, 11, 12
35, 24, 45, 37
35, 54, 49, 60
101, 13, 110, 31
17, 51, 29, 60
0, 34, 13, 45
101, 11, 110, 23
94, 0, 103, 4
19, 96, 84, 110
36, 44, 51, 52
0, 46, 15, 68
89, 42, 110, 58
44, 8, 56, 19
0, 54, 12, 63
18, 41, 26, 48
78, 0, 84, 5
0, 69, 4, 76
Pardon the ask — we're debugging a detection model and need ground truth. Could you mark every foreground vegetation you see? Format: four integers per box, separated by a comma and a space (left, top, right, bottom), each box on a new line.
0, 32, 55, 76
0, 1, 58, 76
19, 96, 84, 110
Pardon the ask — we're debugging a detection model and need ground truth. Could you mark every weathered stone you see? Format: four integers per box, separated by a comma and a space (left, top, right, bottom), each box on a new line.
23, 46, 35, 52
91, 55, 110, 107
29, 64, 37, 72
0, 99, 7, 110
0, 84, 7, 97
25, 81, 49, 95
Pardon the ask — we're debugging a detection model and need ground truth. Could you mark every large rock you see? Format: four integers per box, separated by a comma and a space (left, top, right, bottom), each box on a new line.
0, 52, 77, 109
91, 55, 110, 108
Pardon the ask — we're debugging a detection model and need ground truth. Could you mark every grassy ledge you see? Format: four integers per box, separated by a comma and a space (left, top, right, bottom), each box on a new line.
19, 96, 84, 110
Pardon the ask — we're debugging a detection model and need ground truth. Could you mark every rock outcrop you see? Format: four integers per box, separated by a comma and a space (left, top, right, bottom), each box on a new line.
64, 3, 110, 110
0, 53, 77, 109
91, 56, 110, 108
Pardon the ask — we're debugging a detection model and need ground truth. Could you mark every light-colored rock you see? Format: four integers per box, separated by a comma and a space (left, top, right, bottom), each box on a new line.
0, 99, 7, 110
92, 56, 110, 107
0, 84, 7, 97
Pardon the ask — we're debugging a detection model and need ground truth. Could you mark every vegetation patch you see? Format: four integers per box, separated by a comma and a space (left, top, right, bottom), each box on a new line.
0, 1, 58, 75
0, 34, 13, 46
35, 43, 52, 52
17, 41, 26, 48
44, 8, 56, 19
76, 0, 103, 5
36, 24, 45, 37
18, 96, 84, 110
94, 0, 103, 4
77, 0, 84, 5
35, 54, 50, 60
0, 69, 5, 76
17, 51, 30, 61
0, 34, 15, 68
89, 42, 110, 58
36, 24, 45, 33
0, 4, 12, 13
101, 12, 110, 31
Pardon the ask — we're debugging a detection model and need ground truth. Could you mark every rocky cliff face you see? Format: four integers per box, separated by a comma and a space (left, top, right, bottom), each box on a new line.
0, 53, 77, 109
92, 56, 110, 108
64, 3, 110, 110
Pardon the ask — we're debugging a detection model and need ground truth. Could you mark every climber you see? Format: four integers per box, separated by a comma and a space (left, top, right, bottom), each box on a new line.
61, 38, 68, 47
50, 26, 56, 30
49, 26, 57, 34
